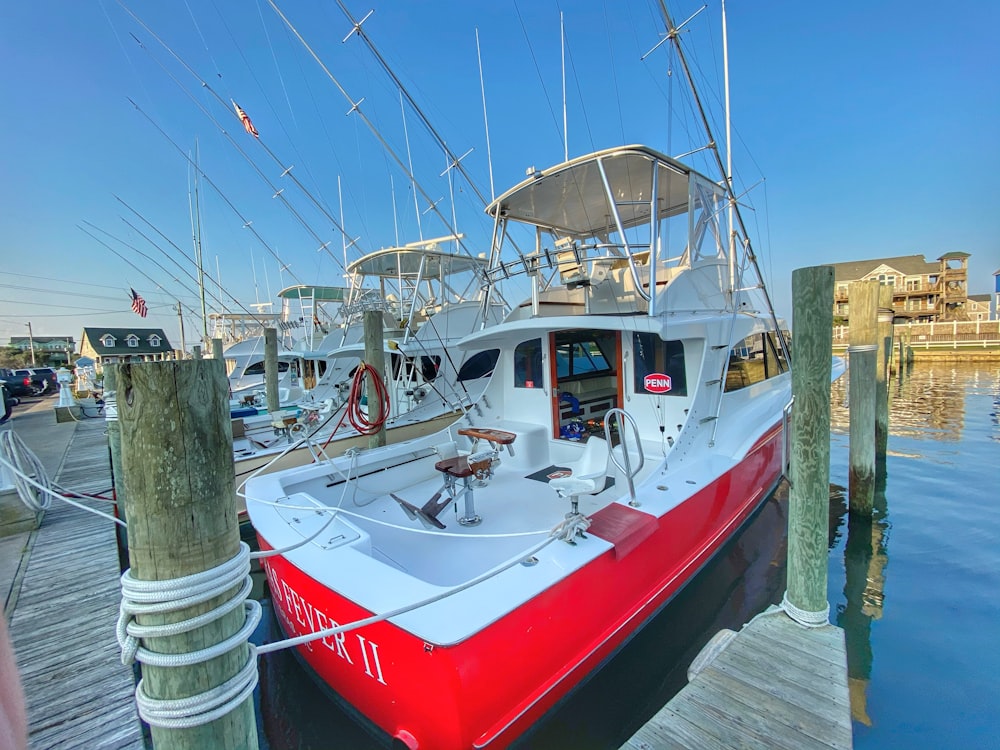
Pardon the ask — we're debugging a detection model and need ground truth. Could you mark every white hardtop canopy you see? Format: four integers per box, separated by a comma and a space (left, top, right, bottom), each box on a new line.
277, 285, 349, 302
347, 241, 487, 279
486, 145, 714, 238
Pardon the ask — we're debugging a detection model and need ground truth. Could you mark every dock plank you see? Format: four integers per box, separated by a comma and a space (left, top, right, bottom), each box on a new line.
7, 418, 145, 750
623, 610, 852, 750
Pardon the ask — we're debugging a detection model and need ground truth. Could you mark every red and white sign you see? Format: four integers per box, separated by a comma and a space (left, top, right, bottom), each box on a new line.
643, 373, 672, 393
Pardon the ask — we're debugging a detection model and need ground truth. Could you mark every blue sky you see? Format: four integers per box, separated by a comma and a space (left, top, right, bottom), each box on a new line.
1, 0, 997, 346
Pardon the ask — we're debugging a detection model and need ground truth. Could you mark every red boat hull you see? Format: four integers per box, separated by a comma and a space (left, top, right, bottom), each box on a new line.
258, 423, 782, 749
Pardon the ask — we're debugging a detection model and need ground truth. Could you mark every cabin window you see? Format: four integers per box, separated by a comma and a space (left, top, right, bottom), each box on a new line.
724, 331, 788, 392
148, 335, 161, 347
457, 349, 499, 382
632, 333, 687, 397
514, 339, 544, 389
243, 360, 289, 376
126, 335, 139, 348
554, 330, 615, 379
100, 335, 116, 347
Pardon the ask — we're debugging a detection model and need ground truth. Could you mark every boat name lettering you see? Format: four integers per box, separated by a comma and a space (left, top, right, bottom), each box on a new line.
643, 373, 672, 393
265, 563, 388, 684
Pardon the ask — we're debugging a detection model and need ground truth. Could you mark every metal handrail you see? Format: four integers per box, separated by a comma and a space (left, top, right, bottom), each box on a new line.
604, 408, 645, 507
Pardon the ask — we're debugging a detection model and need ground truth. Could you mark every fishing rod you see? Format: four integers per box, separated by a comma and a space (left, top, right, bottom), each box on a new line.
118, 20, 350, 274
78, 222, 203, 320
269, 0, 513, 313
265, 2, 495, 267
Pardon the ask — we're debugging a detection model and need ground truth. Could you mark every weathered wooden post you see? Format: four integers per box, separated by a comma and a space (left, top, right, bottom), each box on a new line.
118, 359, 258, 750
103, 365, 126, 519
264, 327, 279, 414
875, 285, 892, 458
848, 280, 878, 516
192, 345, 202, 360
786, 265, 834, 623
364, 310, 387, 448
212, 338, 225, 362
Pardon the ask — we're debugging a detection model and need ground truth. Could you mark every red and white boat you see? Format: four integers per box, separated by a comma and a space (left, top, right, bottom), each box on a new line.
246, 134, 807, 747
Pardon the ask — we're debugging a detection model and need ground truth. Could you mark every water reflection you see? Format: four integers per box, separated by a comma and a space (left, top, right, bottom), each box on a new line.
836, 463, 890, 728
831, 361, 1000, 441
830, 361, 999, 747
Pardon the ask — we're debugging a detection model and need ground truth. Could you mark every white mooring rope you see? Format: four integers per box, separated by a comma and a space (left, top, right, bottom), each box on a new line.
0, 428, 52, 512
117, 542, 262, 729
779, 590, 830, 627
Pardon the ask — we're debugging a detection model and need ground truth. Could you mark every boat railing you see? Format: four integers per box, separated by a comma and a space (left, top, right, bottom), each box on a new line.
484, 242, 665, 286
605, 408, 644, 506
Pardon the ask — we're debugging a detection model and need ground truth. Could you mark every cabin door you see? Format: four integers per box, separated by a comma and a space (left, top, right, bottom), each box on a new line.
549, 329, 623, 441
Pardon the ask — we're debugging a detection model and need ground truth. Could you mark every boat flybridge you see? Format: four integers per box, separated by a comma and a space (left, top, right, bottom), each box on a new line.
246, 145, 800, 749
222, 285, 348, 408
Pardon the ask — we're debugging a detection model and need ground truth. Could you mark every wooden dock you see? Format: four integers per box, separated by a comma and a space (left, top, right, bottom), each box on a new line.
5, 415, 145, 749
622, 609, 852, 750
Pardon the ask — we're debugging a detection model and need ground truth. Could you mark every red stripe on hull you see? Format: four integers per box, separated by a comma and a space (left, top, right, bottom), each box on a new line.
259, 424, 782, 749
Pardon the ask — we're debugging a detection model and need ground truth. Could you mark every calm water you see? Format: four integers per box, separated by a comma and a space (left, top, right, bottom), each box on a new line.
829, 361, 1000, 749
249, 361, 1000, 749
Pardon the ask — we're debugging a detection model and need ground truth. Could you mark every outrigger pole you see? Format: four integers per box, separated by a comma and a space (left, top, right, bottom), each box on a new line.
654, 1, 790, 361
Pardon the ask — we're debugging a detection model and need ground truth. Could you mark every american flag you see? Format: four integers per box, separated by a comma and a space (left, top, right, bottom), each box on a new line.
130, 288, 148, 318
232, 101, 259, 138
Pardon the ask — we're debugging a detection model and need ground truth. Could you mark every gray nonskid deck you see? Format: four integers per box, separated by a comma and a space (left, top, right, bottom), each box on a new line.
8, 418, 146, 749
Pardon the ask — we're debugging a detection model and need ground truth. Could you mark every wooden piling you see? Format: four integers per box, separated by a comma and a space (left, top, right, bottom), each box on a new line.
848, 280, 878, 516
364, 310, 387, 449
875, 285, 892, 457
192, 345, 202, 360
264, 327, 279, 414
212, 338, 224, 361
118, 360, 258, 750
103, 365, 126, 517
787, 265, 834, 616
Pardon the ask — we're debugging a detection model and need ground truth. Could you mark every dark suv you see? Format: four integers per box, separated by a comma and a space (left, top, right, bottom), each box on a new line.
0, 369, 35, 398
7, 368, 58, 395
30, 368, 60, 392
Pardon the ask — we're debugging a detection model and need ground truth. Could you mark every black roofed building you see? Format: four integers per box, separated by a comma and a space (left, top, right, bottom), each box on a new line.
79, 327, 175, 369
831, 252, 971, 323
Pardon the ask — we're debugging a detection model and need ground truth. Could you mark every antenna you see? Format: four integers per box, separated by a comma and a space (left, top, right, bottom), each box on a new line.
722, 0, 735, 298
561, 12, 568, 162
475, 28, 496, 202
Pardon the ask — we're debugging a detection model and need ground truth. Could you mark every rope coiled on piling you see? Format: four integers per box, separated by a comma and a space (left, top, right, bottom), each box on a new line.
117, 542, 262, 729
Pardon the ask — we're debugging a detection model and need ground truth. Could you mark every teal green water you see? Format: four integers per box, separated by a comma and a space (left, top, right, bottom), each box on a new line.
829, 362, 1000, 748
253, 361, 1000, 748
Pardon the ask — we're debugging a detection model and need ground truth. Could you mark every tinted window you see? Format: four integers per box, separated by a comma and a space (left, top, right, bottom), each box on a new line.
632, 333, 687, 396
457, 349, 499, 382
724, 330, 788, 392
554, 331, 614, 378
243, 360, 289, 376
514, 339, 544, 389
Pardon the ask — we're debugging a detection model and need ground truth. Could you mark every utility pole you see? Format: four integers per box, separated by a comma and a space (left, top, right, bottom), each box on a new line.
26, 322, 37, 366
176, 301, 187, 360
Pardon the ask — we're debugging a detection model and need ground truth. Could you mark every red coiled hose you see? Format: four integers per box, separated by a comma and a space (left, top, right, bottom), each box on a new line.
345, 362, 390, 435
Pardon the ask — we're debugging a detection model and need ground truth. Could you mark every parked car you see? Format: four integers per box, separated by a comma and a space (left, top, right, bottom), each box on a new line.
29, 367, 60, 392
1, 382, 14, 423
0, 369, 35, 398
7, 368, 58, 396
